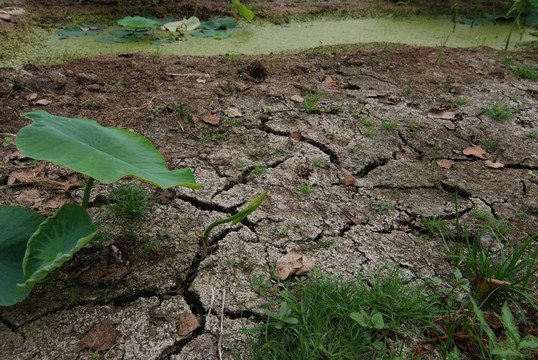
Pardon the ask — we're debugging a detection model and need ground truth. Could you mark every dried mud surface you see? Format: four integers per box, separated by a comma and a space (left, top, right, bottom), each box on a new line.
1, 2, 538, 358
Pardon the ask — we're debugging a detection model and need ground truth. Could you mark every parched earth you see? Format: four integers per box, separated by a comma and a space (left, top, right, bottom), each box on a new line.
1, 2, 538, 359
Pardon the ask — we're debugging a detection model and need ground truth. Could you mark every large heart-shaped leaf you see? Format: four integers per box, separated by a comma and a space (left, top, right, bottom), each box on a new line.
20, 204, 98, 288
17, 111, 201, 189
0, 207, 43, 306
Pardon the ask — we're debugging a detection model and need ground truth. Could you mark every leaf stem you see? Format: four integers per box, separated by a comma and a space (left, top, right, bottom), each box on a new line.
81, 177, 95, 210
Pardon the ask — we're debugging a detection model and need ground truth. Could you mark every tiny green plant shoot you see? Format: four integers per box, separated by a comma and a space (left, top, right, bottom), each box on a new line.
196, 190, 268, 257
0, 111, 200, 306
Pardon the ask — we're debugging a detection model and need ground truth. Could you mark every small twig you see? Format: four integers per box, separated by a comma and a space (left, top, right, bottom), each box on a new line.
120, 95, 156, 111
218, 288, 226, 360
166, 73, 211, 78
0, 133, 17, 138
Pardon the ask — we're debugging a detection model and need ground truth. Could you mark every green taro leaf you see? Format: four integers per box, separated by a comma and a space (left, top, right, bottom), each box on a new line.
0, 207, 44, 306
20, 204, 98, 288
117, 16, 159, 30
17, 111, 201, 189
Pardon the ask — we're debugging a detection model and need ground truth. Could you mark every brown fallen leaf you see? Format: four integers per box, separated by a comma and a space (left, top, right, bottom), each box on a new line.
437, 159, 454, 169
79, 319, 119, 351
9, 150, 26, 160
427, 108, 456, 120
275, 248, 315, 280
26, 92, 38, 101
379, 95, 400, 105
224, 107, 243, 118
322, 75, 337, 87
462, 145, 487, 159
178, 312, 200, 336
45, 193, 76, 209
36, 99, 51, 106
338, 168, 356, 186
484, 160, 504, 169
16, 189, 42, 209
202, 114, 220, 125
7, 162, 46, 185
290, 95, 304, 103
289, 130, 302, 141
470, 277, 512, 294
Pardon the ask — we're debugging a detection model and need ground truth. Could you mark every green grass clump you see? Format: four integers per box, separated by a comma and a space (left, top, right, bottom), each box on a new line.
511, 63, 538, 80
482, 104, 514, 122
454, 97, 470, 106
251, 165, 267, 176
302, 91, 323, 113
247, 267, 442, 359
107, 183, 151, 220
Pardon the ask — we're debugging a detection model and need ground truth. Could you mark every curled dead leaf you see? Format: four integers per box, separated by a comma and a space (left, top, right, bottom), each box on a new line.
26, 93, 38, 101
79, 319, 119, 351
178, 312, 200, 336
275, 248, 315, 280
322, 75, 337, 87
428, 108, 456, 120
470, 277, 512, 294
202, 114, 220, 125
437, 159, 454, 169
289, 130, 302, 141
484, 160, 504, 169
462, 145, 487, 160
379, 95, 400, 105
338, 168, 356, 186
36, 99, 51, 106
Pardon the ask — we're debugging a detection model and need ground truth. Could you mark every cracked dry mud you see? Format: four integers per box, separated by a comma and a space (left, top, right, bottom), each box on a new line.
1, 41, 537, 359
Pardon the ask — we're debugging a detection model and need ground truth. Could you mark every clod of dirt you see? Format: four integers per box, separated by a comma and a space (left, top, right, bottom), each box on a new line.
242, 60, 268, 82
78, 318, 119, 351
275, 248, 315, 280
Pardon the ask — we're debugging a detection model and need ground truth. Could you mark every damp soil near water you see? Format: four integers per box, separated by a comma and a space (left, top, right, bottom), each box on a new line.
1, 1, 538, 359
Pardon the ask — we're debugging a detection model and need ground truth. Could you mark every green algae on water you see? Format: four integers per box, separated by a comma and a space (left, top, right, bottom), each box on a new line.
1, 15, 536, 66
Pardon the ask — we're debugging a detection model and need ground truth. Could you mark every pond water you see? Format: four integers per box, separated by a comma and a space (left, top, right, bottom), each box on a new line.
8, 15, 537, 65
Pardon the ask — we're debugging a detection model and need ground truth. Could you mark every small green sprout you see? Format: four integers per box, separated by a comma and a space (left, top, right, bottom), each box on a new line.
197, 190, 268, 256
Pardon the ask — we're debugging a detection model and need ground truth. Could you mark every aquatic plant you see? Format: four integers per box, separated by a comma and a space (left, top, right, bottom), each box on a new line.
0, 111, 200, 306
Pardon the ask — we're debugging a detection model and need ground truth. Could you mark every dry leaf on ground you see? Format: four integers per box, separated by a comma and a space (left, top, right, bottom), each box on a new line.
462, 145, 487, 159
275, 248, 315, 280
224, 107, 243, 118
36, 99, 51, 106
202, 114, 220, 125
322, 75, 337, 87
79, 319, 119, 351
427, 108, 456, 120
484, 160, 504, 169
289, 130, 302, 141
290, 95, 304, 103
437, 159, 454, 169
16, 189, 42, 209
7, 162, 46, 185
470, 277, 512, 294
26, 93, 38, 101
338, 168, 356, 186
177, 313, 200, 336
379, 95, 400, 105
45, 193, 76, 209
